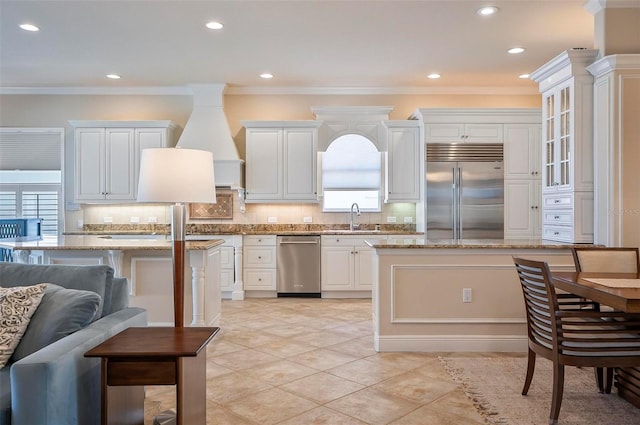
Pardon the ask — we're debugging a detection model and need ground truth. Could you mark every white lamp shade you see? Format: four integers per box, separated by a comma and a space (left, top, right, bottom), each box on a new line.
137, 148, 216, 203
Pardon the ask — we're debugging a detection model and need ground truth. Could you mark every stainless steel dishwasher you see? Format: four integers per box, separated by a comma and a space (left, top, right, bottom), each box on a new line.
276, 235, 321, 297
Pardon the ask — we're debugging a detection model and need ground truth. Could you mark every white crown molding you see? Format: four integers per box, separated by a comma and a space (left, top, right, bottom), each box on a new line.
0, 85, 540, 96
586, 54, 640, 77
0, 86, 192, 95
585, 0, 640, 15
225, 85, 540, 96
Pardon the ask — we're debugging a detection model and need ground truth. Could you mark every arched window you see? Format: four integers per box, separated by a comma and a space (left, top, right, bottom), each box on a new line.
322, 134, 381, 212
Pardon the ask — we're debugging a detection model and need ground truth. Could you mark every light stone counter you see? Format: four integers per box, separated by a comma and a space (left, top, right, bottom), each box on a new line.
0, 235, 223, 251
366, 238, 595, 249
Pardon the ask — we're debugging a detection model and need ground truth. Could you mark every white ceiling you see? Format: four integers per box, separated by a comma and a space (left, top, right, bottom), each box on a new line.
0, 0, 595, 94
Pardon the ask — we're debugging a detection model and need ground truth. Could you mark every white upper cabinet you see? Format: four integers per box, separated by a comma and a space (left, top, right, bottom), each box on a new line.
243, 121, 321, 203
531, 49, 598, 243
503, 124, 541, 180
384, 120, 421, 202
70, 121, 177, 203
425, 123, 503, 143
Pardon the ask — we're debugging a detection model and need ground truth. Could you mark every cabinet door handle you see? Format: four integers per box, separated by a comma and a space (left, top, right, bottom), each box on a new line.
554, 199, 560, 204
554, 232, 560, 236
554, 215, 560, 219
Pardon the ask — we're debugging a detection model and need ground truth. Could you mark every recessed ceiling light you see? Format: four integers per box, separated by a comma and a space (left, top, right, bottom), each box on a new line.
206, 21, 223, 30
19, 23, 39, 32
427, 73, 441, 79
260, 73, 273, 79
106, 74, 121, 80
477, 6, 499, 16
519, 73, 530, 79
508, 47, 525, 54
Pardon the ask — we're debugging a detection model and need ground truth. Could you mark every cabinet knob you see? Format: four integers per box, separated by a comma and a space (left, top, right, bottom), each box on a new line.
554, 200, 560, 204
258, 256, 262, 259
554, 215, 560, 219
554, 232, 560, 236
258, 278, 262, 281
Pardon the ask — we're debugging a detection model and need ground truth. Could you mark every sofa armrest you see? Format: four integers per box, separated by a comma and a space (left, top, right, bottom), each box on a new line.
10, 307, 147, 425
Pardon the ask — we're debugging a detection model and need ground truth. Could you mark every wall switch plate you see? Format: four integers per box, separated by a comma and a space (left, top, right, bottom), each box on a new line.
268, 216, 278, 223
386, 216, 397, 223
403, 216, 413, 223
463, 288, 472, 303
303, 216, 313, 223
130, 216, 140, 223
147, 216, 158, 223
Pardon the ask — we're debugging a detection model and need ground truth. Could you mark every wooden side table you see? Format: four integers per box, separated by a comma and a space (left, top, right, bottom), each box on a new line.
85, 326, 219, 425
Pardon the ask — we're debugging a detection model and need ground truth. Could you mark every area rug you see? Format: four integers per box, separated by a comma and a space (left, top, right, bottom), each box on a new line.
439, 356, 640, 425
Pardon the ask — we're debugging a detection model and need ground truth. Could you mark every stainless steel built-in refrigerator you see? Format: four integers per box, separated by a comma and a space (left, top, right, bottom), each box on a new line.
426, 143, 504, 239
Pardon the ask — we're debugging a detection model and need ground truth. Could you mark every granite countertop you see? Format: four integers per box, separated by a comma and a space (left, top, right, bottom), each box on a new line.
366, 238, 597, 249
0, 235, 224, 251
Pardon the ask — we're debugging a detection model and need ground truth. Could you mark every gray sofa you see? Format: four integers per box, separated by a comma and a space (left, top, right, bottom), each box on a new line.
0, 263, 147, 425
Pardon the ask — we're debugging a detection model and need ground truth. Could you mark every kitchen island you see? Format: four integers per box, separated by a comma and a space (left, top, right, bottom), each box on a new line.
0, 235, 224, 327
367, 238, 590, 353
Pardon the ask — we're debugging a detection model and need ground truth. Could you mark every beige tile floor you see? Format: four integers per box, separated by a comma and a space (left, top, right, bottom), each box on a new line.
144, 298, 486, 425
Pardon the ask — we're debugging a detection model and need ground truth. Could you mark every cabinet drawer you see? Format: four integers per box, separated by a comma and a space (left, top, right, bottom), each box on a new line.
244, 247, 276, 268
543, 210, 573, 225
544, 194, 572, 208
244, 269, 276, 290
321, 235, 384, 247
244, 235, 276, 246
543, 226, 573, 242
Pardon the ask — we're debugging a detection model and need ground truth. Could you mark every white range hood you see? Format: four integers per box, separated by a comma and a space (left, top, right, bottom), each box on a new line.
176, 84, 244, 189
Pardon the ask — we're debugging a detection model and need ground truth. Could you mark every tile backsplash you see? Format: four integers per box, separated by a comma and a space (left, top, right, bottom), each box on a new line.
71, 191, 417, 228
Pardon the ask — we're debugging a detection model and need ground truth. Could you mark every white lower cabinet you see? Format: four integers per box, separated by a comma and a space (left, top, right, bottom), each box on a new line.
504, 180, 541, 239
321, 235, 385, 296
243, 235, 277, 292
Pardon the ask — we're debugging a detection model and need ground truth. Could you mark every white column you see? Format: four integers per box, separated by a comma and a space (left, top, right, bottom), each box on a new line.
107, 250, 124, 276
189, 250, 206, 326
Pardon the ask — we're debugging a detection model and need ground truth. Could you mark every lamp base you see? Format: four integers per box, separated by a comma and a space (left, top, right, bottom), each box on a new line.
171, 204, 186, 327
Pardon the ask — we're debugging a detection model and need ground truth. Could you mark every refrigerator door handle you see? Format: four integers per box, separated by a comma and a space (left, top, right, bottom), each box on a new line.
457, 167, 462, 239
451, 167, 457, 239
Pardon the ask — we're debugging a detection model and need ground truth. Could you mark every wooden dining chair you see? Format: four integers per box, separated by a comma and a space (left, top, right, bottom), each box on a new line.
572, 247, 640, 274
513, 257, 640, 425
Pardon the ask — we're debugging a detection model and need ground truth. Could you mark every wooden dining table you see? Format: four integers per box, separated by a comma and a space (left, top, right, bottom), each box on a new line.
552, 271, 640, 313
551, 271, 640, 408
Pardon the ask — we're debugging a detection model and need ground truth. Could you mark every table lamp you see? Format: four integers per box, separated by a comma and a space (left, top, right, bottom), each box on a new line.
137, 148, 216, 327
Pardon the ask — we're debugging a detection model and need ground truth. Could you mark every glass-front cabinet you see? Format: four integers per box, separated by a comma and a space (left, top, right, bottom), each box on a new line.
531, 49, 598, 243
543, 84, 572, 191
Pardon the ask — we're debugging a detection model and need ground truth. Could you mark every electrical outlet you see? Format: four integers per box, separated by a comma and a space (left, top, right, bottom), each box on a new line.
403, 216, 413, 223
303, 216, 313, 223
147, 216, 158, 223
130, 216, 140, 223
267, 216, 278, 223
103, 217, 113, 223
386, 216, 397, 223
463, 288, 472, 303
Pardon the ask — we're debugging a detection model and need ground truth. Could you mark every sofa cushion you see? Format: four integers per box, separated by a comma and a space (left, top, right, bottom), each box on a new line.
0, 263, 113, 318
10, 283, 101, 362
0, 284, 46, 368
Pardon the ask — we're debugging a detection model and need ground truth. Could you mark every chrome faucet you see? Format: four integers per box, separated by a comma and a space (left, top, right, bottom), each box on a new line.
350, 202, 361, 231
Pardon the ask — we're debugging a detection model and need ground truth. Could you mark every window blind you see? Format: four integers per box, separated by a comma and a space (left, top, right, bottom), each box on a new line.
0, 128, 64, 170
